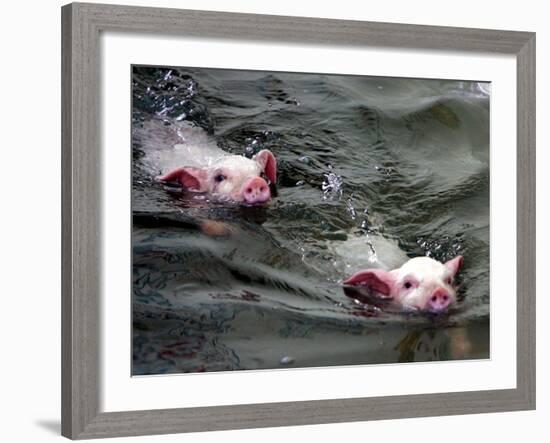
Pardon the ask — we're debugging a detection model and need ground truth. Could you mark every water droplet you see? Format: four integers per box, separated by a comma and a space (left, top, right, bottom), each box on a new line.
322, 168, 343, 201
280, 356, 294, 365
346, 198, 357, 219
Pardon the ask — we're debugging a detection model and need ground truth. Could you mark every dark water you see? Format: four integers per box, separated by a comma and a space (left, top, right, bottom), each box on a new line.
132, 66, 490, 375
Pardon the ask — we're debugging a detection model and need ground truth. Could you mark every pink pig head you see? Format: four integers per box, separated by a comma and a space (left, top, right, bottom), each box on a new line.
156, 149, 277, 205
344, 255, 464, 313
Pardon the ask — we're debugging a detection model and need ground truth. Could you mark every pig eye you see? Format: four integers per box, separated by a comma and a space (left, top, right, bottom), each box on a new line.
214, 174, 226, 183
403, 281, 412, 289
446, 277, 453, 285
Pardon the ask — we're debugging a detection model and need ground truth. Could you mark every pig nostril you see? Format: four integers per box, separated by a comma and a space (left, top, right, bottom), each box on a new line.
442, 295, 449, 301
431, 295, 437, 303
247, 188, 253, 194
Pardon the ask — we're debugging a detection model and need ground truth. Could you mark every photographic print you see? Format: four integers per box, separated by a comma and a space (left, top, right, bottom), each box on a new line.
132, 65, 490, 376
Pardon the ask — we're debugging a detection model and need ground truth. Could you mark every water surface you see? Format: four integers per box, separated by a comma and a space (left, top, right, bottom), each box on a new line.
132, 66, 490, 375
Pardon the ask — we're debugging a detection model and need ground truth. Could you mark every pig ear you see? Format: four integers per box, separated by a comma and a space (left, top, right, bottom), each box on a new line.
156, 167, 208, 192
445, 255, 464, 277
343, 269, 396, 297
254, 149, 277, 183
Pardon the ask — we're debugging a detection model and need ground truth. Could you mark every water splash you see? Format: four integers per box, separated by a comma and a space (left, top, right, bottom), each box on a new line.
322, 165, 344, 200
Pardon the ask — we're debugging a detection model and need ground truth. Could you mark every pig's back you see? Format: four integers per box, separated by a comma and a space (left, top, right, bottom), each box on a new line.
138, 120, 227, 175
330, 234, 409, 276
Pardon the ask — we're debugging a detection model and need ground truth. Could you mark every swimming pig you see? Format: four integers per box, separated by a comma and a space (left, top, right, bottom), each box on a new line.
343, 255, 463, 313
157, 147, 276, 205
152, 124, 277, 205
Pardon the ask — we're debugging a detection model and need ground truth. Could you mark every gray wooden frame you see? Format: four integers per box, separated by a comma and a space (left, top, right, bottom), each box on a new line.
61, 2, 536, 439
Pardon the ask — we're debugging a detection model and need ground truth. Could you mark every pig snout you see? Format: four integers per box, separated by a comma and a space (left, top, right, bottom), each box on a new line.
427, 288, 452, 312
241, 176, 271, 205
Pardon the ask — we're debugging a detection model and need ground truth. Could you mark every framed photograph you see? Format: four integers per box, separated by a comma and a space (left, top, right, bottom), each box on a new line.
62, 2, 535, 439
